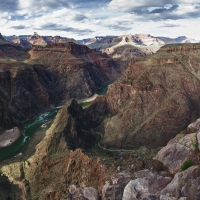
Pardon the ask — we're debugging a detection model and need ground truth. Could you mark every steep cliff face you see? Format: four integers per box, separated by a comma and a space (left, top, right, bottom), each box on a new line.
27, 42, 121, 100
0, 38, 121, 129
0, 62, 53, 129
1, 100, 107, 200
37, 99, 95, 153
88, 44, 200, 149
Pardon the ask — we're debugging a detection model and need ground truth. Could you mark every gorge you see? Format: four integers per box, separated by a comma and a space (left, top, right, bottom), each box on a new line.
0, 33, 200, 199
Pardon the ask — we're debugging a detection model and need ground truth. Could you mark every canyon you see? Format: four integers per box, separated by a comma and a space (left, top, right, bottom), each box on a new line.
0, 34, 120, 130
0, 33, 200, 199
87, 44, 200, 149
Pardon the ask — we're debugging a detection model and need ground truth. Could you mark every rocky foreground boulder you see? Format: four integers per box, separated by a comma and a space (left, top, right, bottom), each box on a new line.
153, 132, 200, 175
120, 166, 200, 200
101, 128, 200, 199
88, 43, 200, 149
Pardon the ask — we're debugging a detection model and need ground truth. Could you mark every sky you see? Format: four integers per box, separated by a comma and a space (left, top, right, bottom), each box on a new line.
1, 0, 200, 40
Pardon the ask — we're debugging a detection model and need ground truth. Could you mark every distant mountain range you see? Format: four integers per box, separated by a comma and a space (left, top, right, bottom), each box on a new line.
78, 34, 200, 49
4, 32, 76, 47
4, 32, 200, 48
3, 32, 200, 70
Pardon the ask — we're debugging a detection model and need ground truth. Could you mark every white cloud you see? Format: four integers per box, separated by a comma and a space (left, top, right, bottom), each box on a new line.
108, 0, 200, 12
0, 0, 200, 41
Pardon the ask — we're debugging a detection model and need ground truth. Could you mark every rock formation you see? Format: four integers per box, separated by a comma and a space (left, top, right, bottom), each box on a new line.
1, 97, 200, 199
27, 42, 121, 101
4, 32, 77, 47
39, 99, 95, 152
0, 100, 109, 199
0, 35, 120, 129
87, 43, 200, 149
0, 62, 51, 129
80, 34, 199, 50
153, 132, 200, 175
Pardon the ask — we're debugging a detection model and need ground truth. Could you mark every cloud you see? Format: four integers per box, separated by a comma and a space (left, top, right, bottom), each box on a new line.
150, 4, 179, 14
10, 25, 27, 29
72, 14, 88, 21
37, 23, 94, 35
159, 21, 181, 28
0, 0, 19, 12
96, 13, 135, 31
108, 0, 200, 20
105, 24, 131, 31
73, 0, 110, 9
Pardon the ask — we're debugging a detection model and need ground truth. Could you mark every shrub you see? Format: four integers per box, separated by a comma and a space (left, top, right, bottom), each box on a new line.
180, 160, 194, 171
193, 141, 199, 152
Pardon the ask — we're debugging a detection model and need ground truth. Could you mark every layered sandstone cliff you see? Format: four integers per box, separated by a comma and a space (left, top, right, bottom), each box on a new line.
87, 44, 200, 149
27, 42, 121, 101
0, 38, 120, 129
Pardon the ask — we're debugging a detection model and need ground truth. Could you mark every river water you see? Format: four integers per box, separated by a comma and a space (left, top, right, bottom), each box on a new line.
0, 83, 110, 162
0, 109, 59, 162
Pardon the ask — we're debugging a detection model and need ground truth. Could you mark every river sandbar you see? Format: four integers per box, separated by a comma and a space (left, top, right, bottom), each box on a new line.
0, 127, 21, 148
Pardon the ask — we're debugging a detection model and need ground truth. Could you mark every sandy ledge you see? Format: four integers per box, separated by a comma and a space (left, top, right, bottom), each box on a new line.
0, 127, 21, 148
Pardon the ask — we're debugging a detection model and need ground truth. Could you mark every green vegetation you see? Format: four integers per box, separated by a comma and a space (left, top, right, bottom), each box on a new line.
179, 130, 186, 135
193, 141, 199, 152
79, 101, 92, 108
91, 134, 116, 157
180, 160, 194, 171
191, 134, 199, 152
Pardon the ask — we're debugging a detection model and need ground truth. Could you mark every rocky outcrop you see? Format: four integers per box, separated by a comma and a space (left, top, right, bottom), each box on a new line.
102, 171, 134, 200
0, 174, 23, 200
0, 62, 52, 129
120, 166, 200, 200
153, 133, 200, 175
27, 42, 121, 100
0, 36, 120, 129
122, 178, 156, 200
1, 102, 200, 199
87, 43, 200, 149
187, 117, 200, 133
1, 100, 109, 199
160, 165, 200, 200
121, 169, 171, 200
37, 99, 95, 152
69, 184, 99, 200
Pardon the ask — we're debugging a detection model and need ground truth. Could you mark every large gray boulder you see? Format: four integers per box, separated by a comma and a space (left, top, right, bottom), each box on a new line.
134, 169, 172, 196
160, 165, 200, 200
153, 133, 200, 175
102, 171, 134, 200
69, 184, 99, 200
122, 169, 171, 199
122, 178, 156, 200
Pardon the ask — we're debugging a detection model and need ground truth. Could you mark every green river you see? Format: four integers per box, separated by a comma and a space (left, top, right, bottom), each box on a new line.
0, 83, 111, 162
0, 109, 59, 162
